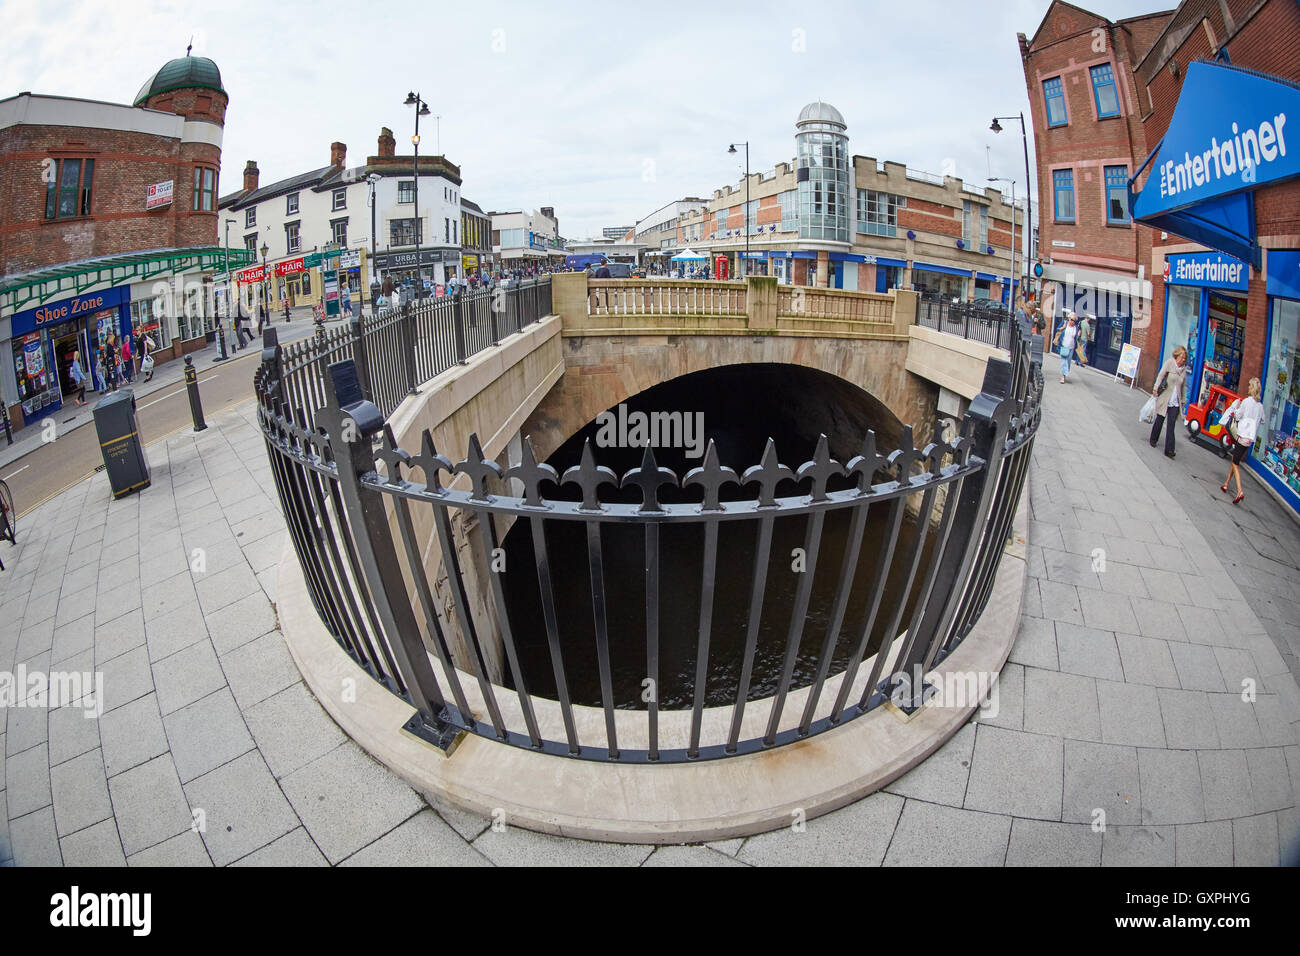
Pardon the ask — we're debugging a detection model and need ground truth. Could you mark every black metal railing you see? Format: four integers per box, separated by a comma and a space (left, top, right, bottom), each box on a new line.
274, 278, 552, 431
255, 276, 1045, 763
915, 297, 1016, 350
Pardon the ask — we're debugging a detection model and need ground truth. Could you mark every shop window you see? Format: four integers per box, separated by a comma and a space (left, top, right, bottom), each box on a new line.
1262, 299, 1300, 494
1105, 165, 1130, 224
398, 180, 414, 203
192, 167, 215, 211
1043, 77, 1067, 128
332, 188, 347, 211
44, 158, 94, 219
286, 192, 299, 215
246, 207, 257, 228
1053, 169, 1075, 223
1090, 63, 1121, 118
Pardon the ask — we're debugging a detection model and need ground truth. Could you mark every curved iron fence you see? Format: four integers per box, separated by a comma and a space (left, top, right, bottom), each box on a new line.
255, 277, 1046, 762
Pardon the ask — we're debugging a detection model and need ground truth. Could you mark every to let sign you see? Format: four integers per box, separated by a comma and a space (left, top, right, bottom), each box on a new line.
146, 180, 174, 209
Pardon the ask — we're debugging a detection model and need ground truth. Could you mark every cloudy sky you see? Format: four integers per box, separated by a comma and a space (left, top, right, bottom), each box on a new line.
3, 0, 1162, 239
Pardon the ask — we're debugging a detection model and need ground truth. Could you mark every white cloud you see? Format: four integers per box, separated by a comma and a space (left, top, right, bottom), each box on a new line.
0, 0, 1160, 238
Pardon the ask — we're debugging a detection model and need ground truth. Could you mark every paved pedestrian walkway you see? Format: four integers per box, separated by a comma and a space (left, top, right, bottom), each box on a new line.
1, 364, 1297, 866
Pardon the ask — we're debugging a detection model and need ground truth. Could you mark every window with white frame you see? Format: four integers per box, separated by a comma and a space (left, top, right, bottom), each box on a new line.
331, 218, 348, 247
398, 180, 414, 203
856, 189, 905, 237
285, 221, 301, 254
286, 192, 299, 215
332, 188, 346, 211
245, 206, 256, 228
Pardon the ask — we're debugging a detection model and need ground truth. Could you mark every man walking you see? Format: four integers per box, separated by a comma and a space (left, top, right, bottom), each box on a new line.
1076, 313, 1093, 367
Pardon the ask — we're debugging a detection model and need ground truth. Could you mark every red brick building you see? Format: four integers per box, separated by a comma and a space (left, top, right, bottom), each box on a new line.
0, 55, 249, 431
1020, 1, 1174, 375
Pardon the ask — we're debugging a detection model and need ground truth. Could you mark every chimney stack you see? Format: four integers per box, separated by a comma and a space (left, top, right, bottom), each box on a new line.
330, 141, 346, 168
377, 127, 395, 158
243, 160, 259, 192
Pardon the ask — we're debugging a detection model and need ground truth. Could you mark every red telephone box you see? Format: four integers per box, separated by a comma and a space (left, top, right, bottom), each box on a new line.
714, 255, 729, 281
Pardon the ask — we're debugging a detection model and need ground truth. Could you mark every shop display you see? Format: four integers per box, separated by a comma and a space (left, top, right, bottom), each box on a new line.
1261, 300, 1300, 495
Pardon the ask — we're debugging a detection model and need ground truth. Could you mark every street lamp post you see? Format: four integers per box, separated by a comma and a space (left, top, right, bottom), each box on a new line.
989, 177, 1017, 321
405, 92, 432, 296
728, 142, 749, 278
991, 113, 1033, 298
218, 218, 235, 359
260, 241, 269, 334
367, 173, 380, 314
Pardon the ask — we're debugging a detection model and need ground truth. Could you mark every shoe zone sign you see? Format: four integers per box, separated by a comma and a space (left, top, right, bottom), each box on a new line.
1131, 61, 1299, 266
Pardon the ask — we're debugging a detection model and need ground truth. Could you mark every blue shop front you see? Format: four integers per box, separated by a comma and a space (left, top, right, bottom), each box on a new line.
1130, 59, 1300, 516
10, 286, 132, 424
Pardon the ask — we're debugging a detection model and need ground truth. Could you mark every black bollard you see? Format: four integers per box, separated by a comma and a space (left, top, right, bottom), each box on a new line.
214, 322, 229, 363
184, 356, 207, 432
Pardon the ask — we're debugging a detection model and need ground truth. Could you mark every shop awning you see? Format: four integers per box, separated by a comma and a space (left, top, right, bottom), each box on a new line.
1, 246, 256, 313
1129, 60, 1300, 270
913, 262, 971, 278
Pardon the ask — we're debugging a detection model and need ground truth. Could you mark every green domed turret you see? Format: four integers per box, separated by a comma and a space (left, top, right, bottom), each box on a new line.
134, 56, 225, 106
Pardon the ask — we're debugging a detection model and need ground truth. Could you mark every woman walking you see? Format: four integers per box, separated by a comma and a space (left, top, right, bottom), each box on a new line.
70, 350, 87, 406
1149, 345, 1189, 459
1220, 377, 1265, 504
1051, 311, 1079, 384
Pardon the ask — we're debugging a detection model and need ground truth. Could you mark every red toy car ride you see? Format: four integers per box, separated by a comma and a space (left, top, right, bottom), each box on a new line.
1185, 383, 1243, 458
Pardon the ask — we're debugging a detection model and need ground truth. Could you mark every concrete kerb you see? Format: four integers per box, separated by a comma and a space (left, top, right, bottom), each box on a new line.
274, 477, 1031, 845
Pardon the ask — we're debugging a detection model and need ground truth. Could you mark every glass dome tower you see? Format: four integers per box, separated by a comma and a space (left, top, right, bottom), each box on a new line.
795, 101, 850, 243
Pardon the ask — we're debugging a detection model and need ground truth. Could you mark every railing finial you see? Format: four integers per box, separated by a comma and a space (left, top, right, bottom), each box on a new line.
456, 433, 504, 502
796, 434, 844, 502
408, 429, 453, 495
561, 439, 618, 512
742, 438, 795, 508
683, 439, 739, 512
622, 445, 678, 514
506, 436, 559, 509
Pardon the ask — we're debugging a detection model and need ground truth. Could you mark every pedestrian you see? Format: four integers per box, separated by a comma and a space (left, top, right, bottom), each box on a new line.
106, 336, 120, 391
257, 299, 267, 335
140, 332, 156, 382
283, 298, 291, 323
120, 333, 133, 383
342, 284, 354, 317
1031, 309, 1045, 337
594, 260, 612, 312
1076, 313, 1093, 367
95, 346, 106, 392
1051, 311, 1079, 384
69, 349, 87, 406
1220, 377, 1264, 504
1149, 345, 1189, 459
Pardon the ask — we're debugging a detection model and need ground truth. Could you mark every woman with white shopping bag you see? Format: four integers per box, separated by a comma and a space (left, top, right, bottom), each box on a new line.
1219, 377, 1265, 505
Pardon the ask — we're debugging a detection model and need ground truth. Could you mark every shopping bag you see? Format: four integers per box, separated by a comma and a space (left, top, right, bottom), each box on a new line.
141, 354, 155, 373
1139, 395, 1157, 424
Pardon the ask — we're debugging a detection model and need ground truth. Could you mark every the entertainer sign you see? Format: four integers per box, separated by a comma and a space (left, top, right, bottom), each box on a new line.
1132, 61, 1299, 219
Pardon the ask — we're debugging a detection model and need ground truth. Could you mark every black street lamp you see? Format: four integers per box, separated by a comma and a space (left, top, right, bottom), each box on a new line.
405, 91, 432, 296
728, 142, 749, 278
260, 241, 269, 332
991, 113, 1034, 295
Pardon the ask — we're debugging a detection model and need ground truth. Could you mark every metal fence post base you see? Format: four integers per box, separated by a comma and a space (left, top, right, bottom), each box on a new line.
402, 711, 466, 755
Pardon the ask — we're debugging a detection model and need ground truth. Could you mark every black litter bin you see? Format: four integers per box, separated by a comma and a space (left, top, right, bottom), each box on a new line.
93, 388, 150, 499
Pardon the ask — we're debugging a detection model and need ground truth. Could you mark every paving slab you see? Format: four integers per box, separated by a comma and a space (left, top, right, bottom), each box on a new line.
882, 800, 1011, 867
736, 790, 904, 867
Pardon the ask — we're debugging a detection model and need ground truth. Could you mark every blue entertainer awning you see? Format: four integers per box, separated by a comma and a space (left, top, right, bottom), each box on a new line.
1129, 60, 1300, 270
913, 262, 971, 278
